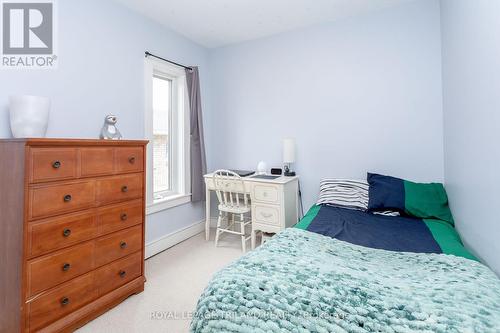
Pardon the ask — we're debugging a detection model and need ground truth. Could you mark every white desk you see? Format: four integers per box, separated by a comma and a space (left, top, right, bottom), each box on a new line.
204, 173, 299, 249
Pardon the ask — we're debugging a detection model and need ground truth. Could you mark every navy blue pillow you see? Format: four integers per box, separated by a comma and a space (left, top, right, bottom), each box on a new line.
367, 173, 405, 212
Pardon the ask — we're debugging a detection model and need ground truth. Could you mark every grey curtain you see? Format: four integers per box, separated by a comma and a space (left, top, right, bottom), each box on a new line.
186, 67, 207, 202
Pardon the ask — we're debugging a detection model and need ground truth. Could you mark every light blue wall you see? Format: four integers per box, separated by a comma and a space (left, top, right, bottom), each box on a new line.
0, 0, 212, 245
208, 0, 445, 209
441, 0, 500, 275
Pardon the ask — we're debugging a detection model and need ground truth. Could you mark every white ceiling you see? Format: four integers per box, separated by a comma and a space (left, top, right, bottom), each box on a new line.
114, 0, 414, 48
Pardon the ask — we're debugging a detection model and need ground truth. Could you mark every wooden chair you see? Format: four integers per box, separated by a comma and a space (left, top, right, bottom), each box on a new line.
213, 170, 252, 252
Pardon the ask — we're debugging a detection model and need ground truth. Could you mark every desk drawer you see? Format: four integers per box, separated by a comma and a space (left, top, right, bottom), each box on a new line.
27, 241, 95, 297
30, 181, 95, 220
95, 225, 142, 267
253, 184, 279, 204
28, 211, 97, 258
28, 272, 97, 332
30, 148, 77, 183
95, 252, 142, 296
253, 204, 281, 226
97, 199, 143, 235
96, 174, 143, 205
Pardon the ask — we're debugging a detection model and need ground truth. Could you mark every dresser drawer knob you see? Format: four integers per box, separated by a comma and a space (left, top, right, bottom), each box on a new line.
60, 297, 70, 306
62, 229, 72, 237
121, 186, 128, 193
128, 156, 136, 164
120, 241, 127, 249
52, 160, 61, 169
62, 263, 71, 271
119, 270, 127, 278
120, 213, 128, 221
63, 194, 72, 202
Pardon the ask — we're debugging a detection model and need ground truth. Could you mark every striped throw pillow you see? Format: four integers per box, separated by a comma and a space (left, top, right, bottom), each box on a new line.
316, 179, 369, 211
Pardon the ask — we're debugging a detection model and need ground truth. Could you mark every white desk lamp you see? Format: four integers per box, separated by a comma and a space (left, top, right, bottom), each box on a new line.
283, 138, 296, 176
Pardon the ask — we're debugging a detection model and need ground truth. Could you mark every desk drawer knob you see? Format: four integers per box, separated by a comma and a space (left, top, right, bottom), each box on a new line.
62, 263, 71, 271
120, 241, 127, 249
128, 156, 136, 164
120, 213, 128, 221
119, 270, 127, 278
62, 229, 72, 237
260, 212, 273, 219
63, 194, 72, 202
60, 297, 70, 306
52, 161, 61, 169
121, 186, 128, 193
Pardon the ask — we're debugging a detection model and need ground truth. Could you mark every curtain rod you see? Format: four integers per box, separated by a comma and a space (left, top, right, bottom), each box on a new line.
145, 51, 193, 71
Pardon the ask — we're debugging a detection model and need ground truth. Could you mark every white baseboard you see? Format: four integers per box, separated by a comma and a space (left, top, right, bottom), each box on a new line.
145, 220, 205, 259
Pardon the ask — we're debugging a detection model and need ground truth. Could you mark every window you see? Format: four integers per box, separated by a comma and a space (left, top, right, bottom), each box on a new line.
152, 75, 172, 198
145, 58, 190, 214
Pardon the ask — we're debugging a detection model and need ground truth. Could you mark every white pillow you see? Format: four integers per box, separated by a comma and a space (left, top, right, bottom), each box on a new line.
316, 179, 368, 211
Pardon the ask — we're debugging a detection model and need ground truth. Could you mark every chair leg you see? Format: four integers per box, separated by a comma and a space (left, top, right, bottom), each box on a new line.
240, 214, 246, 252
251, 229, 257, 250
215, 212, 222, 247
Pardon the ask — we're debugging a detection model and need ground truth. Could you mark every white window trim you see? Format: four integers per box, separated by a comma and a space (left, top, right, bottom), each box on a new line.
146, 194, 191, 215
144, 57, 191, 214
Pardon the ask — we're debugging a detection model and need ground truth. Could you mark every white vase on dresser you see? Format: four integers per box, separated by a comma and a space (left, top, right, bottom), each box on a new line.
9, 95, 51, 138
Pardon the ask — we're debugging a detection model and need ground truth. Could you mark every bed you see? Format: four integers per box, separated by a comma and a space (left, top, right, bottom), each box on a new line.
296, 205, 477, 260
191, 175, 500, 333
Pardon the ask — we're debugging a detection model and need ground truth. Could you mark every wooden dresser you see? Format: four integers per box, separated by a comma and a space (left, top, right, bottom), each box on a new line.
0, 139, 148, 333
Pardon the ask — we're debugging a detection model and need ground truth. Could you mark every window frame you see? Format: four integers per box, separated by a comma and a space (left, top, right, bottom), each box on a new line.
144, 57, 191, 214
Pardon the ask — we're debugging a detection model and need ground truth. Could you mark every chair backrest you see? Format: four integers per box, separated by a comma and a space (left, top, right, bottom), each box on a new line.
212, 169, 249, 208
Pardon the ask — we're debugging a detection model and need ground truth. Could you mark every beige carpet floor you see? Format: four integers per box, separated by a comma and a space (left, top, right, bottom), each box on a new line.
76, 229, 249, 333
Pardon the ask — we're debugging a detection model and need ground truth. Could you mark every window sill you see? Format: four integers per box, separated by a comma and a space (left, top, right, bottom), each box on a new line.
146, 194, 191, 215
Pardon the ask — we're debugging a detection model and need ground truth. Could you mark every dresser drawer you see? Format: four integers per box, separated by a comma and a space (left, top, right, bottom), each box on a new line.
28, 211, 97, 258
96, 173, 143, 205
95, 225, 142, 267
253, 184, 280, 203
95, 252, 142, 296
30, 148, 77, 183
80, 148, 114, 177
28, 272, 97, 332
254, 204, 281, 226
98, 199, 143, 235
116, 147, 144, 173
30, 181, 96, 220
27, 241, 95, 297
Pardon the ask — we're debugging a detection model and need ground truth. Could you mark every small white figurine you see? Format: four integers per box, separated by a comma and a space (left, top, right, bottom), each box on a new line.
100, 115, 122, 140
257, 161, 267, 175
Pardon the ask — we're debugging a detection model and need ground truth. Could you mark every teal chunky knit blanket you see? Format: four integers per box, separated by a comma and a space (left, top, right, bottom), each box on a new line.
191, 228, 500, 333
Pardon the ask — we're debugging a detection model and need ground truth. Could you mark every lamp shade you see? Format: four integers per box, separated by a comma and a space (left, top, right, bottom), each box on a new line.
283, 138, 295, 163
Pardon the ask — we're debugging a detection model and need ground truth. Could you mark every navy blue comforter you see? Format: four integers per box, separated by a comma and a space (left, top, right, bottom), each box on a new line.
301, 205, 442, 253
